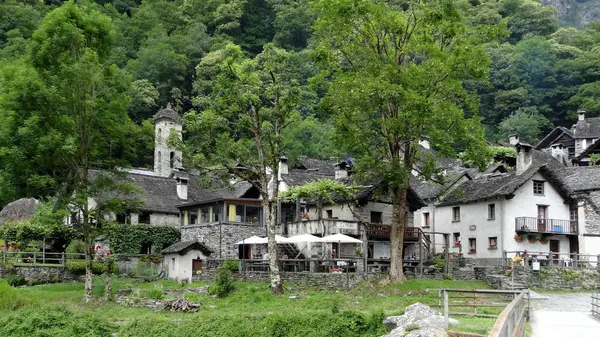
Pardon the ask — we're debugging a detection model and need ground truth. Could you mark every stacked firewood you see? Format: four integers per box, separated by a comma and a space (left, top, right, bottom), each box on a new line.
162, 297, 202, 312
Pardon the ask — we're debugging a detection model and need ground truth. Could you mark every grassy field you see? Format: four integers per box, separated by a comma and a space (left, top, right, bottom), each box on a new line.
0, 276, 495, 336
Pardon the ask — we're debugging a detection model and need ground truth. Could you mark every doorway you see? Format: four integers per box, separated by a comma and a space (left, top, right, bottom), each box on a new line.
550, 240, 559, 265
192, 259, 202, 275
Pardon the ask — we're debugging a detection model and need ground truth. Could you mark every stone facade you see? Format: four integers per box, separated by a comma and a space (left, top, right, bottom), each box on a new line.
530, 268, 600, 290
196, 270, 366, 289
181, 223, 265, 258
149, 213, 180, 228
0, 265, 81, 284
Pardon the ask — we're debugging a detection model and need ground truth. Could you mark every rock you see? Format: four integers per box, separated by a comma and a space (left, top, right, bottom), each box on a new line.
376, 293, 387, 297
382, 303, 453, 337
288, 295, 299, 299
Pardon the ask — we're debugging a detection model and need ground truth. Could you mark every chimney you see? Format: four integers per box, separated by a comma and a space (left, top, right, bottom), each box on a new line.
509, 133, 520, 146
550, 143, 567, 165
335, 162, 349, 180
278, 156, 288, 180
176, 176, 188, 200
515, 143, 533, 175
578, 109, 586, 121
419, 139, 430, 150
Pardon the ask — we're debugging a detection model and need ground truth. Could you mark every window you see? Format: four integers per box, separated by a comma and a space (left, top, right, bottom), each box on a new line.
488, 237, 497, 249
453, 232, 461, 246
488, 204, 495, 220
226, 204, 262, 225
468, 238, 476, 253
116, 212, 131, 224
169, 151, 175, 168
326, 210, 333, 219
200, 207, 211, 223
533, 180, 545, 195
452, 207, 460, 221
140, 242, 152, 254
570, 205, 578, 223
138, 212, 151, 224
189, 210, 198, 225
246, 206, 261, 224
423, 212, 430, 227
370, 211, 382, 224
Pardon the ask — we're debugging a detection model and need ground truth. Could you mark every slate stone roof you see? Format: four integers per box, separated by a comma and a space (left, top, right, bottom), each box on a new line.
437, 150, 566, 206
0, 198, 38, 226
294, 157, 337, 176
282, 169, 333, 187
161, 240, 213, 256
153, 103, 181, 123
410, 168, 473, 201
574, 117, 600, 139
535, 126, 574, 150
90, 169, 253, 214
551, 166, 600, 192
572, 139, 600, 163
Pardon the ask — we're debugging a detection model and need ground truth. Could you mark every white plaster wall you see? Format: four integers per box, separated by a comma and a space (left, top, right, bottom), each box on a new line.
435, 198, 503, 259
154, 119, 182, 177
165, 250, 208, 284
580, 237, 600, 266
150, 213, 180, 227
502, 172, 571, 253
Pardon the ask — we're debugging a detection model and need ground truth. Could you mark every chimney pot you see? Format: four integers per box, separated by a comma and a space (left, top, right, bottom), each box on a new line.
176, 177, 188, 200
509, 133, 520, 146
278, 156, 288, 179
515, 143, 533, 175
578, 109, 586, 121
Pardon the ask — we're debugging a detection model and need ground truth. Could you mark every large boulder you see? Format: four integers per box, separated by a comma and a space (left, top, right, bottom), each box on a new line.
382, 303, 458, 337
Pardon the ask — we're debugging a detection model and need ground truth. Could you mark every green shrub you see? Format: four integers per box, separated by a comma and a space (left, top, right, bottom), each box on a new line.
209, 266, 235, 298
222, 260, 239, 272
146, 288, 164, 300
66, 261, 117, 275
0, 279, 30, 310
66, 239, 87, 254
5, 274, 27, 287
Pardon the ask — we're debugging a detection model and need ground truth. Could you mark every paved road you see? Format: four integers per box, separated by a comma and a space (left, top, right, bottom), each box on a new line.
530, 293, 600, 337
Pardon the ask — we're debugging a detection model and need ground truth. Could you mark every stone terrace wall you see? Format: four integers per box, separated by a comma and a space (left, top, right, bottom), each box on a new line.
0, 265, 81, 284
181, 223, 264, 258
196, 270, 366, 289
530, 268, 600, 290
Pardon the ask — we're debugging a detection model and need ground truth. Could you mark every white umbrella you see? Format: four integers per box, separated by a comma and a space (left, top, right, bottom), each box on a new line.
234, 236, 267, 245
322, 233, 362, 243
275, 235, 292, 243
286, 234, 326, 243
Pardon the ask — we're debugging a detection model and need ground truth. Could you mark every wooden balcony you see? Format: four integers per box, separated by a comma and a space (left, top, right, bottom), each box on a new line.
515, 217, 577, 235
366, 224, 420, 241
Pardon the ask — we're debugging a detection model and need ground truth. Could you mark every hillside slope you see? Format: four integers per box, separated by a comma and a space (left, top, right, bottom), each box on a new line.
542, 0, 600, 27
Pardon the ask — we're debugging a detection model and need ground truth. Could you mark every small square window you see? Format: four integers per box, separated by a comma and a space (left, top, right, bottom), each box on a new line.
452, 207, 460, 221
370, 211, 382, 223
533, 180, 545, 195
423, 212, 430, 227
488, 204, 495, 220
468, 238, 476, 253
326, 210, 333, 219
453, 232, 461, 246
488, 237, 497, 249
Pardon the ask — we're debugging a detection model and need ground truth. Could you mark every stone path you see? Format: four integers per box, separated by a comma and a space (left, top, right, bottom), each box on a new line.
530, 292, 600, 337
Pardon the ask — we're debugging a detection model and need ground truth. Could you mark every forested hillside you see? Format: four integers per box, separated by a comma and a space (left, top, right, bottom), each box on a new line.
2, 0, 600, 206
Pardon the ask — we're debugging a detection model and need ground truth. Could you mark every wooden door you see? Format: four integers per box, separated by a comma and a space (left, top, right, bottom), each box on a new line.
192, 259, 202, 273
537, 205, 548, 231
550, 240, 559, 265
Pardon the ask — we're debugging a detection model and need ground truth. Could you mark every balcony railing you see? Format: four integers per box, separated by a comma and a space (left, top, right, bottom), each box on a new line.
514, 217, 577, 235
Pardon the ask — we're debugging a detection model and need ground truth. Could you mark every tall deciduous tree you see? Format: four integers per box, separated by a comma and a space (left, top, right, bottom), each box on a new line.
312, 0, 491, 282
186, 43, 301, 294
29, 2, 133, 301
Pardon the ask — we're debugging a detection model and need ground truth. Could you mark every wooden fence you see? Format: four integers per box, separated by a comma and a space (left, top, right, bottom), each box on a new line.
488, 291, 528, 337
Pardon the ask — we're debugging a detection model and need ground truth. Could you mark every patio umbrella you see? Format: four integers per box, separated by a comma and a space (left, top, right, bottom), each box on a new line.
321, 233, 362, 243
286, 234, 326, 243
234, 236, 267, 245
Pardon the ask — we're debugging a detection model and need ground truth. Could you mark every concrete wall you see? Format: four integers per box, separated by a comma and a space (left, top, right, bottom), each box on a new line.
164, 250, 209, 284
150, 213, 180, 227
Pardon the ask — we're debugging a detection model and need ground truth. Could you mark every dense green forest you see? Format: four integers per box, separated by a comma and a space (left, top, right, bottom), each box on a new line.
2, 0, 600, 207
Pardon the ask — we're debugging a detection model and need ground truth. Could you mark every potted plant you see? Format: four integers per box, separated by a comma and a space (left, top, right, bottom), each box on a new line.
514, 234, 524, 242
527, 235, 537, 243
489, 242, 497, 249
354, 247, 362, 256
539, 237, 548, 244
469, 247, 476, 253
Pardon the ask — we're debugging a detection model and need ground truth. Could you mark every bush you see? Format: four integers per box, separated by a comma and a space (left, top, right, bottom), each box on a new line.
146, 288, 164, 300
65, 261, 117, 275
0, 279, 30, 310
209, 266, 235, 298
222, 260, 239, 272
66, 239, 86, 254
5, 274, 27, 287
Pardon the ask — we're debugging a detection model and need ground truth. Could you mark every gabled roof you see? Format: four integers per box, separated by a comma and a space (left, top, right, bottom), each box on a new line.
410, 168, 474, 201
574, 117, 600, 139
572, 139, 600, 163
161, 240, 213, 256
293, 157, 337, 176
153, 103, 181, 123
535, 126, 573, 150
438, 150, 567, 206
551, 166, 600, 192
0, 198, 38, 226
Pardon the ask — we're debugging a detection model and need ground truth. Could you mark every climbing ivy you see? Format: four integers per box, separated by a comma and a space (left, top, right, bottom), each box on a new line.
102, 222, 180, 254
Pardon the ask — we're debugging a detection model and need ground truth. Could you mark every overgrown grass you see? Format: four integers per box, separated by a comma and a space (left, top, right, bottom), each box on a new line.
0, 276, 493, 336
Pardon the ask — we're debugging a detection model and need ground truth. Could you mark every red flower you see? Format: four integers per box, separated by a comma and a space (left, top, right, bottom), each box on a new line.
12, 245, 17, 249
15, 249, 19, 252
101, 253, 105, 257
106, 252, 110, 256
95, 245, 101, 251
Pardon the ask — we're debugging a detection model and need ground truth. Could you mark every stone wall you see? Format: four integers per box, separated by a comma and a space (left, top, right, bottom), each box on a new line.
196, 270, 366, 289
181, 222, 265, 258
530, 268, 600, 290
0, 265, 81, 284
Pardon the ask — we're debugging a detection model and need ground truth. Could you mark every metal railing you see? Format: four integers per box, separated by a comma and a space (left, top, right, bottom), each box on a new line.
489, 291, 529, 337
515, 217, 577, 234
503, 250, 600, 269
593, 291, 600, 320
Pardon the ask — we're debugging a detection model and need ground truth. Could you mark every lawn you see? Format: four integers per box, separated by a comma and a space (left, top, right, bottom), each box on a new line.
0, 276, 494, 337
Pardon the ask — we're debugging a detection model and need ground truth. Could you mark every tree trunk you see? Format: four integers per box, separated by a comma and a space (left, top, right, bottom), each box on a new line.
104, 271, 112, 301
389, 187, 408, 282
265, 199, 284, 295
84, 250, 93, 302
